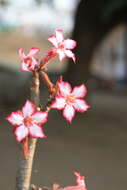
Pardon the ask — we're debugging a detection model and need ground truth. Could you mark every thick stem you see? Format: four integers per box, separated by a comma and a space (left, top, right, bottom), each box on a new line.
16, 71, 40, 190
39, 49, 56, 70
16, 138, 37, 190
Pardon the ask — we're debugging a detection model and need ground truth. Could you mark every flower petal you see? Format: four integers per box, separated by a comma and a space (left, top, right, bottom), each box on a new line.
57, 49, 65, 61
21, 62, 30, 72
31, 57, 38, 66
19, 48, 25, 58
58, 81, 72, 97
63, 105, 75, 122
64, 39, 76, 49
55, 29, 64, 43
73, 99, 90, 112
29, 124, 46, 138
6, 112, 23, 126
48, 35, 58, 48
27, 47, 40, 56
32, 111, 48, 125
51, 97, 66, 110
22, 100, 35, 117
72, 84, 87, 98
64, 50, 75, 62
14, 125, 28, 142
74, 172, 86, 187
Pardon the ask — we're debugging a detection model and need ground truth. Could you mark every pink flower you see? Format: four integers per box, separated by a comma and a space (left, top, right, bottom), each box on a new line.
6, 100, 48, 142
48, 29, 76, 62
74, 172, 86, 188
56, 172, 87, 190
51, 81, 89, 122
19, 47, 40, 72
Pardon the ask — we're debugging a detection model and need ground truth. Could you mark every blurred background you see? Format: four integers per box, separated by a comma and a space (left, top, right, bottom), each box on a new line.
0, 0, 127, 190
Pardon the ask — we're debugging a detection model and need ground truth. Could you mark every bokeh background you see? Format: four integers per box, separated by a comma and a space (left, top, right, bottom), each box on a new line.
0, 0, 127, 190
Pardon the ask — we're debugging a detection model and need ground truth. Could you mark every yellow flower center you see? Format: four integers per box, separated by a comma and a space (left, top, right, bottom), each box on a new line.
66, 95, 75, 105
24, 116, 33, 127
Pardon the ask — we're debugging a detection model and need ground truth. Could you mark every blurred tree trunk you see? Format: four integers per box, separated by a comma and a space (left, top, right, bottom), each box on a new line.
64, 0, 127, 85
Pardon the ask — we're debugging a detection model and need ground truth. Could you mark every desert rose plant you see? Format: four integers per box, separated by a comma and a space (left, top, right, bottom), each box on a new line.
6, 29, 89, 190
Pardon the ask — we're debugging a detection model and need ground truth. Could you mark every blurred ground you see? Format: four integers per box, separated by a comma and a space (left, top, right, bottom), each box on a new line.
0, 90, 127, 190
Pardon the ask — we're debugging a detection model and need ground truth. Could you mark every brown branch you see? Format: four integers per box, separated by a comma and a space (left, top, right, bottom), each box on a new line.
16, 71, 40, 190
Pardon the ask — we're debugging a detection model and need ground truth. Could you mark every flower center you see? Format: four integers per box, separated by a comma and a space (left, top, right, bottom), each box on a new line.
24, 116, 33, 127
24, 57, 33, 67
66, 95, 75, 105
58, 42, 64, 50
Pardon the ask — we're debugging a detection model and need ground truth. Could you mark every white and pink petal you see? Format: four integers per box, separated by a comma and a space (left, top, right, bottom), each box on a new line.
63, 105, 75, 122
72, 84, 87, 98
6, 112, 23, 126
27, 47, 40, 56
51, 97, 66, 110
15, 125, 29, 142
64, 39, 76, 49
19, 48, 25, 58
64, 50, 75, 62
57, 49, 66, 61
55, 29, 64, 43
58, 81, 72, 97
22, 100, 35, 117
29, 124, 46, 138
73, 99, 90, 112
32, 111, 48, 124
48, 35, 58, 48
21, 62, 30, 72
31, 57, 38, 66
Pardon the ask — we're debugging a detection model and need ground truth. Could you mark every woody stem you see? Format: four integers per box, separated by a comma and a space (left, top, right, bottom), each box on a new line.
16, 71, 40, 190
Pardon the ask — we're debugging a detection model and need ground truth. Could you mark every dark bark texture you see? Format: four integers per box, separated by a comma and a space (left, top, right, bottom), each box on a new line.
65, 0, 127, 85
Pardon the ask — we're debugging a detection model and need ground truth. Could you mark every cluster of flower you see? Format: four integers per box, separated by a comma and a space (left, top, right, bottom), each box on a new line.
6, 29, 89, 143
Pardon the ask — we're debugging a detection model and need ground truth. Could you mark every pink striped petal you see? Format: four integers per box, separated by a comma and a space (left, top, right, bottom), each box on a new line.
22, 100, 35, 117
31, 57, 38, 66
19, 48, 25, 58
6, 112, 23, 126
73, 99, 90, 112
63, 105, 75, 122
32, 112, 48, 124
57, 49, 66, 61
58, 81, 72, 97
28, 47, 40, 56
64, 39, 76, 49
72, 84, 87, 98
64, 50, 75, 62
15, 125, 28, 142
48, 35, 58, 48
29, 124, 46, 138
51, 97, 66, 110
55, 29, 64, 43
22, 58, 38, 72
21, 62, 30, 72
